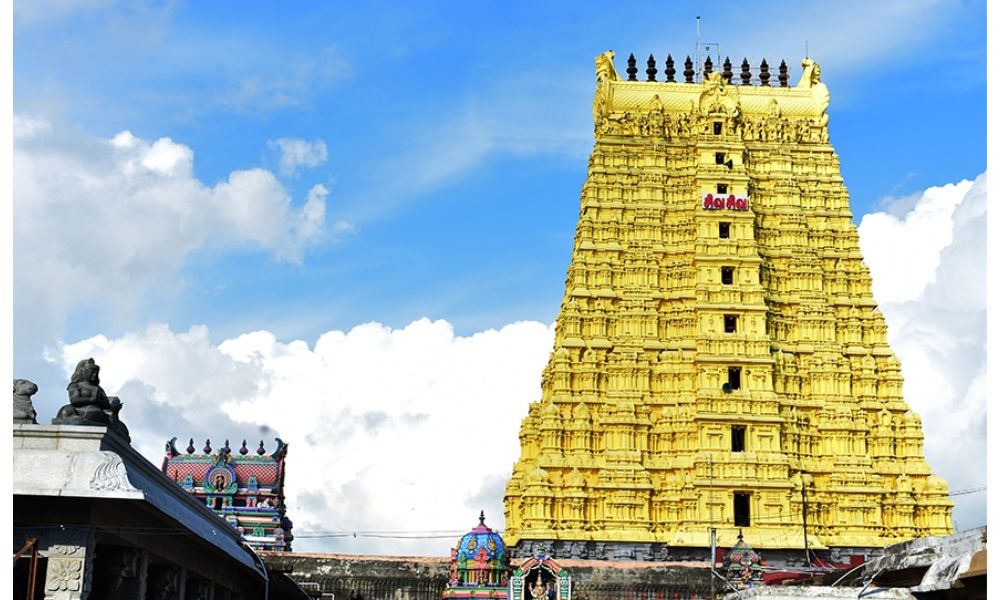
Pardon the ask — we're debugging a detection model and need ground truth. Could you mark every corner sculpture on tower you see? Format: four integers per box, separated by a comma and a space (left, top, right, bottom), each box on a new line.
52, 357, 131, 442
503, 51, 953, 563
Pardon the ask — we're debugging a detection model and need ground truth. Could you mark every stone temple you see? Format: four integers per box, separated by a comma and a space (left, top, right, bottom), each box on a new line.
502, 52, 954, 563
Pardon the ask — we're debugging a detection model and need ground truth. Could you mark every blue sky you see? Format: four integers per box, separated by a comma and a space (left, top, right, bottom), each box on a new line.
15, 0, 984, 346
13, 0, 987, 553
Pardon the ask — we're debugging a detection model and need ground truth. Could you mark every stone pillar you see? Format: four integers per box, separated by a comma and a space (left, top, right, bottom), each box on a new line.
145, 564, 184, 600
16, 526, 97, 600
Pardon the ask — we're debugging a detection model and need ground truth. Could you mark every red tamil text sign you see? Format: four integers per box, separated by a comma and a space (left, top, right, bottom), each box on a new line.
703, 193, 749, 211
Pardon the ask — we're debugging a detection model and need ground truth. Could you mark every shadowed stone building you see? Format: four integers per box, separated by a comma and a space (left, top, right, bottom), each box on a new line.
13, 423, 275, 599
12, 361, 309, 599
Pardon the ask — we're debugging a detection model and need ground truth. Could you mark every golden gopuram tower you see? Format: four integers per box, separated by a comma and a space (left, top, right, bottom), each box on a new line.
503, 52, 953, 563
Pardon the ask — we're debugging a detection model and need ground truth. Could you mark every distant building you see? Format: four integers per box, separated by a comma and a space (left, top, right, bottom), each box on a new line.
162, 436, 294, 552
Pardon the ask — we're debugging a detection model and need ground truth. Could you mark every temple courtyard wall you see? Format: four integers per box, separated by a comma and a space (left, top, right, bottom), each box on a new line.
261, 553, 713, 600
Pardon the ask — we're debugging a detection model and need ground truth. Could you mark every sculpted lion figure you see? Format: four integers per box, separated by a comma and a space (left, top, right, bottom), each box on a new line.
13, 379, 38, 424
52, 358, 130, 441
798, 58, 822, 87
595, 50, 619, 83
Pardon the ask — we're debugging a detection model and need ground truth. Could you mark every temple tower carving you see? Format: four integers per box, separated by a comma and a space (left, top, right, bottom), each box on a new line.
503, 52, 953, 559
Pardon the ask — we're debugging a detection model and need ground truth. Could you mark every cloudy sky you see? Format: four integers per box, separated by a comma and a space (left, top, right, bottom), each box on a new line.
12, 1, 986, 555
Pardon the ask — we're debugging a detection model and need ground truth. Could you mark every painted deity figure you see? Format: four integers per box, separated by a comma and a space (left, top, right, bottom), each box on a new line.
53, 358, 131, 441
473, 547, 489, 584
529, 577, 546, 600
447, 548, 459, 585
740, 555, 754, 585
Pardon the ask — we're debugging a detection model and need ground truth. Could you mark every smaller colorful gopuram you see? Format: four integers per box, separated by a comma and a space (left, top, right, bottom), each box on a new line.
162, 436, 293, 551
723, 532, 764, 590
443, 512, 510, 599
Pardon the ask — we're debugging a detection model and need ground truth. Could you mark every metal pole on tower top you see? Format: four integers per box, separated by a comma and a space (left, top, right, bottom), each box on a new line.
696, 16, 701, 83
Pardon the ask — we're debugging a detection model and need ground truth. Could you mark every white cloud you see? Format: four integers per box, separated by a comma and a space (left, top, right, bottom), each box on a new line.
212, 46, 352, 115
297, 184, 329, 241
268, 137, 329, 177
38, 173, 986, 556
13, 116, 332, 344
55, 318, 556, 555
13, 114, 53, 139
858, 173, 986, 530
859, 179, 973, 303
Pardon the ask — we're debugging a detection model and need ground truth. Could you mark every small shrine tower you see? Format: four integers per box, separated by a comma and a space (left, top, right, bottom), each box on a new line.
162, 436, 293, 551
443, 512, 510, 599
503, 51, 953, 563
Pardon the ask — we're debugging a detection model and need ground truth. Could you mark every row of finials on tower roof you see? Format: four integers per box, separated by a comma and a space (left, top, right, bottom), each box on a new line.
621, 52, 793, 86
167, 436, 282, 457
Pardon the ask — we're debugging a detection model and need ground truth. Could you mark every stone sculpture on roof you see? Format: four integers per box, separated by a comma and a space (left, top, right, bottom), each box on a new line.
52, 358, 131, 442
13, 379, 38, 424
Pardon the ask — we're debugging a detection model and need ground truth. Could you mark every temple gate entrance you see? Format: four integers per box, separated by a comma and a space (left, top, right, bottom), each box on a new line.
510, 554, 570, 600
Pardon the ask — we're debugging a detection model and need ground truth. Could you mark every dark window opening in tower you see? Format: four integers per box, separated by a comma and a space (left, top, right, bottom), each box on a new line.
715, 152, 725, 164
719, 222, 731, 238
721, 266, 734, 285
717, 183, 728, 194
731, 425, 746, 452
728, 367, 742, 390
734, 492, 751, 526
713, 122, 722, 135
724, 314, 738, 333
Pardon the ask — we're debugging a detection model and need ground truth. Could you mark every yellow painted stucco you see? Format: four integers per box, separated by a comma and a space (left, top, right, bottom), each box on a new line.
503, 53, 953, 551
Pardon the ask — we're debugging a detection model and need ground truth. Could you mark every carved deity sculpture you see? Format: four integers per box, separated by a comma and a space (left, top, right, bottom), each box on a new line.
52, 358, 131, 441
13, 378, 38, 424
